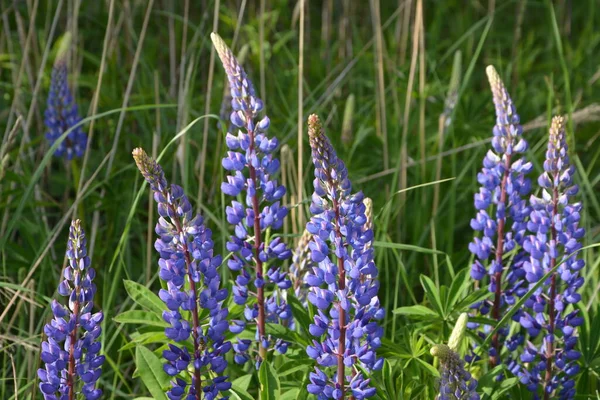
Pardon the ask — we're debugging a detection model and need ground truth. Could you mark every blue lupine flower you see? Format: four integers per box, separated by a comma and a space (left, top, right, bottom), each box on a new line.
304, 115, 383, 400
516, 116, 584, 399
431, 345, 480, 400
38, 220, 104, 400
44, 59, 87, 160
133, 148, 231, 399
468, 66, 532, 366
211, 32, 292, 364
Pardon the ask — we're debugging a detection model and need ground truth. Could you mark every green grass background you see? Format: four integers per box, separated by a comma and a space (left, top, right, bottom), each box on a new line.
1, 0, 599, 398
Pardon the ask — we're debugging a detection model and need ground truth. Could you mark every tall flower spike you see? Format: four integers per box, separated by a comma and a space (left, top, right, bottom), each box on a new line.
44, 43, 87, 160
133, 148, 231, 399
431, 345, 480, 400
38, 220, 104, 400
212, 32, 292, 364
516, 117, 584, 400
468, 66, 532, 367
304, 115, 383, 400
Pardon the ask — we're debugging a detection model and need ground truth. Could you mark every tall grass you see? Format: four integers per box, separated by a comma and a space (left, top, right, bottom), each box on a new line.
1, 1, 599, 399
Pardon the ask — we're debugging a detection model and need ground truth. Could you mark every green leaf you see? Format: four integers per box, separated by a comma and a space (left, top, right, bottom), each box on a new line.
120, 331, 166, 351
229, 382, 254, 400
279, 388, 300, 400
277, 360, 312, 377
490, 377, 519, 399
414, 358, 440, 378
392, 305, 438, 318
288, 294, 312, 334
265, 323, 310, 346
123, 280, 166, 314
232, 374, 253, 392
445, 268, 469, 311
454, 288, 491, 311
419, 275, 444, 317
135, 346, 169, 400
114, 310, 169, 327
259, 361, 281, 400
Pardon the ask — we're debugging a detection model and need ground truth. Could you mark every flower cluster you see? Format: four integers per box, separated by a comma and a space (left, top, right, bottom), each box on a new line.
468, 66, 532, 365
133, 148, 231, 399
44, 59, 87, 160
515, 116, 585, 399
38, 220, 104, 400
431, 345, 479, 400
431, 313, 479, 400
304, 114, 383, 399
211, 32, 292, 364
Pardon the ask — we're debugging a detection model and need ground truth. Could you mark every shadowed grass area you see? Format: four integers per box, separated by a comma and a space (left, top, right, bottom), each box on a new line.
1, 0, 599, 399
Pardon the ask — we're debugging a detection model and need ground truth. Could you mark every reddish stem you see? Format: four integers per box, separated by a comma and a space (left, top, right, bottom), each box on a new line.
168, 201, 202, 399
543, 187, 559, 400
332, 197, 347, 399
490, 153, 512, 368
247, 125, 267, 359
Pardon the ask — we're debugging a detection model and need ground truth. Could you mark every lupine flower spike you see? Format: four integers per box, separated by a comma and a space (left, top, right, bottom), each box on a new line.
211, 32, 292, 365
468, 65, 532, 367
133, 148, 231, 399
305, 115, 383, 400
431, 313, 479, 400
292, 197, 373, 306
38, 220, 104, 400
517, 117, 584, 400
44, 33, 87, 160
290, 228, 315, 305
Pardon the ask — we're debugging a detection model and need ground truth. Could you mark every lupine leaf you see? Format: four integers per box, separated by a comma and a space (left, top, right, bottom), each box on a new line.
114, 310, 168, 327
445, 268, 470, 311
135, 346, 168, 400
120, 331, 166, 351
232, 374, 253, 392
288, 294, 312, 334
265, 323, 310, 346
123, 279, 165, 314
392, 305, 438, 318
259, 361, 281, 400
419, 275, 444, 317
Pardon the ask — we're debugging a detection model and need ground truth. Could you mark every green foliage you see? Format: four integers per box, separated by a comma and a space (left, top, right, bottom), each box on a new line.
1, 1, 600, 399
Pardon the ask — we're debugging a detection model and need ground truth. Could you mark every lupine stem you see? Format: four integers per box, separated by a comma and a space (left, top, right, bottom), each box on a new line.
247, 124, 267, 360
543, 187, 559, 400
490, 153, 512, 367
67, 288, 80, 400
333, 197, 347, 398
168, 199, 202, 398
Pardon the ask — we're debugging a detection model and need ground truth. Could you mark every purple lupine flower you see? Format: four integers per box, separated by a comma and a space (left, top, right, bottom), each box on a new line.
468, 66, 532, 366
44, 59, 87, 160
516, 116, 584, 400
304, 115, 383, 400
38, 220, 104, 400
211, 32, 292, 364
133, 148, 231, 399
431, 345, 480, 400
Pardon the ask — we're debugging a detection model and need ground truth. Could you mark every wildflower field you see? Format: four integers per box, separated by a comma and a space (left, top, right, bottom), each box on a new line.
2, 1, 600, 399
